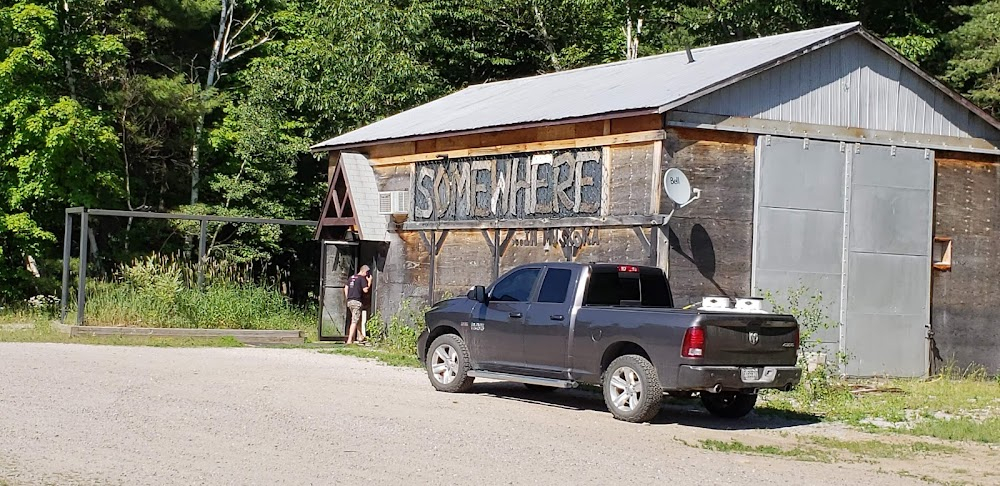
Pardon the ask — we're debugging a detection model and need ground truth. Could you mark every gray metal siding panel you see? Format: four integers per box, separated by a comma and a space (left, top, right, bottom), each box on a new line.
754, 137, 933, 376
758, 137, 845, 212
844, 313, 929, 376
753, 138, 846, 347
757, 208, 844, 273
847, 253, 930, 314
682, 36, 999, 142
849, 187, 932, 255
842, 144, 932, 376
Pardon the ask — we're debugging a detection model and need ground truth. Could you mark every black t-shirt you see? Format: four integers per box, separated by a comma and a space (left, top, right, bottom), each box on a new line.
346, 274, 366, 301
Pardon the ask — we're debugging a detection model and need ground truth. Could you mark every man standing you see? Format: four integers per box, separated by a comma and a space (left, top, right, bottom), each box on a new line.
344, 265, 371, 345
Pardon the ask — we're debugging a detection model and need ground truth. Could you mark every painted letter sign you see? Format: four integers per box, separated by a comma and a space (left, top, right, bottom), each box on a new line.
412, 147, 603, 221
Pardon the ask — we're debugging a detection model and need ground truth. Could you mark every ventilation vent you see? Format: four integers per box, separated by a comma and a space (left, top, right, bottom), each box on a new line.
378, 191, 409, 215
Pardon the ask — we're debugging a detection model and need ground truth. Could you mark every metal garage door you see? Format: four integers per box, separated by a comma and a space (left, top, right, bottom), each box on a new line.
752, 136, 846, 357
753, 136, 932, 377
844, 145, 933, 376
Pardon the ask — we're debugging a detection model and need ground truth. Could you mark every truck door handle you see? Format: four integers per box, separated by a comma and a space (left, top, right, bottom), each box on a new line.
550, 315, 565, 321
509, 312, 523, 319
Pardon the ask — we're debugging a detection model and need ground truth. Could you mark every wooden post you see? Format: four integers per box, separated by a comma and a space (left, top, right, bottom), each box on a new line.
419, 230, 449, 303
428, 230, 436, 303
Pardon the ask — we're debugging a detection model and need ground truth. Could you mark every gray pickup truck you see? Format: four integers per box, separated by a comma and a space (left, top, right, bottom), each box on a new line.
416, 262, 801, 422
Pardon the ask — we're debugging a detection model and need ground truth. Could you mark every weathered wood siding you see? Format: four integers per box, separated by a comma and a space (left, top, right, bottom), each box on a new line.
434, 231, 493, 299
608, 144, 655, 216
661, 128, 756, 306
931, 153, 1000, 372
361, 114, 662, 165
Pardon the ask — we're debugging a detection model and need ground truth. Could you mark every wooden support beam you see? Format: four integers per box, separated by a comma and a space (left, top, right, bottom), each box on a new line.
434, 229, 449, 255
632, 226, 653, 263
497, 229, 516, 258
369, 130, 666, 166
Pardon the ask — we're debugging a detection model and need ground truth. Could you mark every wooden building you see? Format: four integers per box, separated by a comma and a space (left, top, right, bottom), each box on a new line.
312, 23, 1000, 377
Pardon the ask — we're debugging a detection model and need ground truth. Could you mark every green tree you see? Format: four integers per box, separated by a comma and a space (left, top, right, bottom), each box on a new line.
943, 0, 1000, 117
0, 2, 123, 301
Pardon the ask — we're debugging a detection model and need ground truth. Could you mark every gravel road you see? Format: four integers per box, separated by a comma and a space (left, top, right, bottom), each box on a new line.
0, 343, 929, 485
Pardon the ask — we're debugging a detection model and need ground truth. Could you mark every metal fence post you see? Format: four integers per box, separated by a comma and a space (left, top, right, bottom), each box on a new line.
60, 211, 73, 323
198, 218, 207, 290
75, 209, 89, 325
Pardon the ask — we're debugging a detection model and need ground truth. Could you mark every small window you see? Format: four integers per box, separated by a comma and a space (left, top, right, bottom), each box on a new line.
640, 270, 673, 307
933, 237, 953, 271
584, 270, 620, 306
490, 268, 541, 302
584, 269, 639, 306
537, 268, 573, 303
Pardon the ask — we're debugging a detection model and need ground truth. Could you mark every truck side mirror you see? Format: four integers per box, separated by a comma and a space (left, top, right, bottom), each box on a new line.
467, 285, 488, 304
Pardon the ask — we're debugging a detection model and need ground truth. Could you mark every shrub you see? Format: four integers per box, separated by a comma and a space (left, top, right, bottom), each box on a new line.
76, 253, 314, 330
366, 299, 428, 355
762, 285, 850, 402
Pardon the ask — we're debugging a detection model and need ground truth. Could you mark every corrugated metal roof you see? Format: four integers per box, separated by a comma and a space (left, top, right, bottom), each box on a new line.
340, 153, 390, 242
312, 23, 864, 151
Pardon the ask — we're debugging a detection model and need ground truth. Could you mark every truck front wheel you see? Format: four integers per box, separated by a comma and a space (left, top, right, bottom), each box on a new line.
426, 334, 475, 393
700, 392, 757, 419
602, 355, 663, 423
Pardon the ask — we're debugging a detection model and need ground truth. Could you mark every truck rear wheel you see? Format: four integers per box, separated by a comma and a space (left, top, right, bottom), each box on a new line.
700, 392, 757, 419
602, 354, 663, 423
426, 334, 474, 393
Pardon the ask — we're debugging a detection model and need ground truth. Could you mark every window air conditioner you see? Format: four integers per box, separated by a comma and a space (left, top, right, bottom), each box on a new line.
378, 191, 410, 215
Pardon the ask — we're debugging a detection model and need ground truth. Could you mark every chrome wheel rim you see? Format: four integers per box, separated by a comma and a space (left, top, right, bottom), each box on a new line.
431, 344, 459, 385
608, 366, 643, 412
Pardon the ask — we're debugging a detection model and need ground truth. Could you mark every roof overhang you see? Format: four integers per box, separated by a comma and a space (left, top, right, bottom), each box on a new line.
309, 108, 660, 153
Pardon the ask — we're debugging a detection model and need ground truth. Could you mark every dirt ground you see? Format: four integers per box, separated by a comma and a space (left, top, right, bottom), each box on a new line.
0, 343, 996, 485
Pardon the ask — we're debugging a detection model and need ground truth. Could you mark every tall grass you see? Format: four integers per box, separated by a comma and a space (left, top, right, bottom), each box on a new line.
71, 253, 315, 331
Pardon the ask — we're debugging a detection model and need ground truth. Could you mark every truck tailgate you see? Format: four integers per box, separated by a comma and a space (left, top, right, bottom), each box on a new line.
697, 312, 798, 366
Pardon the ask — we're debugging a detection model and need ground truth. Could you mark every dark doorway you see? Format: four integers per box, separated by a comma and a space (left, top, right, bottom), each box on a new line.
319, 240, 358, 340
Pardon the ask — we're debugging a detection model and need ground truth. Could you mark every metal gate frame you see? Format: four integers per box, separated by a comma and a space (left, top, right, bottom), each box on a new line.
60, 207, 317, 325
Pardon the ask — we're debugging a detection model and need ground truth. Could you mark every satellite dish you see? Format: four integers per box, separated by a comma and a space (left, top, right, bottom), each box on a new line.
664, 168, 692, 204
658, 168, 702, 225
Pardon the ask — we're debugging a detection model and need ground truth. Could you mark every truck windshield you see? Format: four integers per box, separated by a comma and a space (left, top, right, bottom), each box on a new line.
583, 268, 673, 308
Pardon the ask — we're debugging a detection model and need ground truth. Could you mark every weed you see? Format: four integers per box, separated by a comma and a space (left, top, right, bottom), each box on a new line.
322, 347, 420, 368
699, 439, 834, 463
804, 436, 957, 458
364, 299, 428, 356
761, 285, 849, 402
906, 417, 1000, 443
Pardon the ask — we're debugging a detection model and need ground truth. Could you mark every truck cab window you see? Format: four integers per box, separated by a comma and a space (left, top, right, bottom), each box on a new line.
490, 268, 540, 302
537, 268, 572, 303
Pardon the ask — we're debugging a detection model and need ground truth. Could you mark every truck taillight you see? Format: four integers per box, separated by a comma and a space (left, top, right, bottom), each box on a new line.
617, 265, 639, 273
794, 326, 800, 349
681, 327, 704, 358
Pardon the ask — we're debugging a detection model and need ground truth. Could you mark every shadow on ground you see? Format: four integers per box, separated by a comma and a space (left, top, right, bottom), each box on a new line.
471, 382, 821, 430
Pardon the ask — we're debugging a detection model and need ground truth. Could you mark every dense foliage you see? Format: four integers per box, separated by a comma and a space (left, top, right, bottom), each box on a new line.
2, 0, 998, 304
